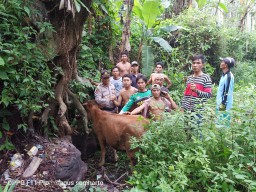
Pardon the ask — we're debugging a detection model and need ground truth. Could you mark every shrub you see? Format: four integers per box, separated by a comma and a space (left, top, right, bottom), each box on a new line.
128, 85, 256, 191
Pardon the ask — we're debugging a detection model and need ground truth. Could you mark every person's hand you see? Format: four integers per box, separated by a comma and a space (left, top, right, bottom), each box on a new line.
162, 91, 172, 99
190, 83, 197, 92
219, 104, 226, 111
110, 95, 116, 101
161, 91, 168, 97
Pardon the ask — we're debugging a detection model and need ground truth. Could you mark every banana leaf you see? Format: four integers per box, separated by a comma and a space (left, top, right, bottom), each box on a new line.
152, 37, 172, 53
141, 45, 154, 77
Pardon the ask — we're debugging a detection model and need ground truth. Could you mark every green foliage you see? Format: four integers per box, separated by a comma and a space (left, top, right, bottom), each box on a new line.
0, 180, 16, 192
141, 45, 154, 77
0, 0, 55, 111
195, 0, 228, 13
139, 0, 163, 29
78, 0, 121, 71
233, 61, 256, 85
128, 85, 256, 191
0, 138, 15, 151
172, 8, 222, 67
139, 8, 222, 101
152, 37, 172, 53
196, 0, 207, 8
0, 0, 55, 145
219, 27, 256, 85
71, 182, 86, 192
70, 79, 94, 102
224, 28, 256, 62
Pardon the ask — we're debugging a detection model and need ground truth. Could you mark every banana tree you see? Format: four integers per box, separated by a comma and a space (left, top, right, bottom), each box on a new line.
133, 0, 179, 76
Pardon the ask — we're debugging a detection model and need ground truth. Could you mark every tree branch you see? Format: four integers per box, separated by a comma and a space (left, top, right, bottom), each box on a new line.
66, 88, 90, 134
55, 76, 67, 117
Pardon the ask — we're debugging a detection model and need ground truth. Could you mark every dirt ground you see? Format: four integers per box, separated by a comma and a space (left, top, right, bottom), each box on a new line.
0, 132, 133, 192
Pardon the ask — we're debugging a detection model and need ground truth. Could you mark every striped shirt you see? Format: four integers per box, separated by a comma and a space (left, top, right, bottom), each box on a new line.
182, 73, 212, 111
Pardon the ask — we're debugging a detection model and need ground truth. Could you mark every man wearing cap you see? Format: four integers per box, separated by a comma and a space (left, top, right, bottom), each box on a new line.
130, 84, 178, 120
216, 57, 235, 127
130, 61, 142, 88
94, 70, 117, 113
116, 52, 131, 77
216, 57, 235, 111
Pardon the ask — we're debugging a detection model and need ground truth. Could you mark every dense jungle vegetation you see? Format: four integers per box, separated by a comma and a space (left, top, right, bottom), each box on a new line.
0, 0, 256, 191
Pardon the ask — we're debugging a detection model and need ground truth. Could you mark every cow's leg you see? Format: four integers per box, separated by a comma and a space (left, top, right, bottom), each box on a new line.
98, 137, 106, 167
127, 148, 139, 167
113, 148, 118, 162
124, 136, 137, 167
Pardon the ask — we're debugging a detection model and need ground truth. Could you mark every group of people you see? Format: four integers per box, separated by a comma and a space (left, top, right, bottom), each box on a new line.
93, 52, 235, 125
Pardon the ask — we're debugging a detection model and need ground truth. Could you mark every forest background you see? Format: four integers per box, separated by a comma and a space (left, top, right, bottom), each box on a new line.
0, 0, 256, 191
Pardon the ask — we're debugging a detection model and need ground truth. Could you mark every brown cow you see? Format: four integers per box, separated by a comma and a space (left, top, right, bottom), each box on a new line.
83, 100, 149, 167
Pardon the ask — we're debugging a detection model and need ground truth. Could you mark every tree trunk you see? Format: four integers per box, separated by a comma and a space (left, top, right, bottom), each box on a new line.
172, 0, 192, 16
119, 0, 134, 58
40, 0, 92, 135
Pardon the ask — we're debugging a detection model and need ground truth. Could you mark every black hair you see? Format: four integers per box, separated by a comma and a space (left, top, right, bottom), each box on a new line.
121, 51, 128, 56
123, 74, 132, 80
156, 61, 164, 68
111, 66, 119, 72
136, 75, 147, 83
192, 54, 206, 64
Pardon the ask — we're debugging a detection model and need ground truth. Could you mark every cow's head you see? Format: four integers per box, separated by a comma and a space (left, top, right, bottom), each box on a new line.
83, 100, 99, 119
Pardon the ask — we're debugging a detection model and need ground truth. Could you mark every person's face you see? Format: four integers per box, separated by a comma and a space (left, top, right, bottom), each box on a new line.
137, 79, 146, 90
155, 65, 163, 73
112, 68, 120, 77
220, 61, 228, 69
102, 77, 110, 85
154, 78, 163, 86
151, 89, 161, 98
192, 59, 204, 73
121, 54, 128, 62
122, 77, 131, 87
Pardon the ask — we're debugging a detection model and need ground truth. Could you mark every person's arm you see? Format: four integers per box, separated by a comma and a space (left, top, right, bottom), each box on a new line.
164, 75, 172, 89
167, 96, 178, 110
110, 86, 117, 101
163, 92, 178, 110
89, 78, 100, 86
113, 93, 123, 106
119, 95, 135, 113
195, 89, 212, 98
147, 74, 153, 85
130, 103, 146, 115
94, 87, 107, 107
190, 77, 212, 98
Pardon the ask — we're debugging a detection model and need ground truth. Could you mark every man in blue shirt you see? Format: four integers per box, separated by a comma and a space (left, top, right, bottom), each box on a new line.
216, 57, 235, 127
